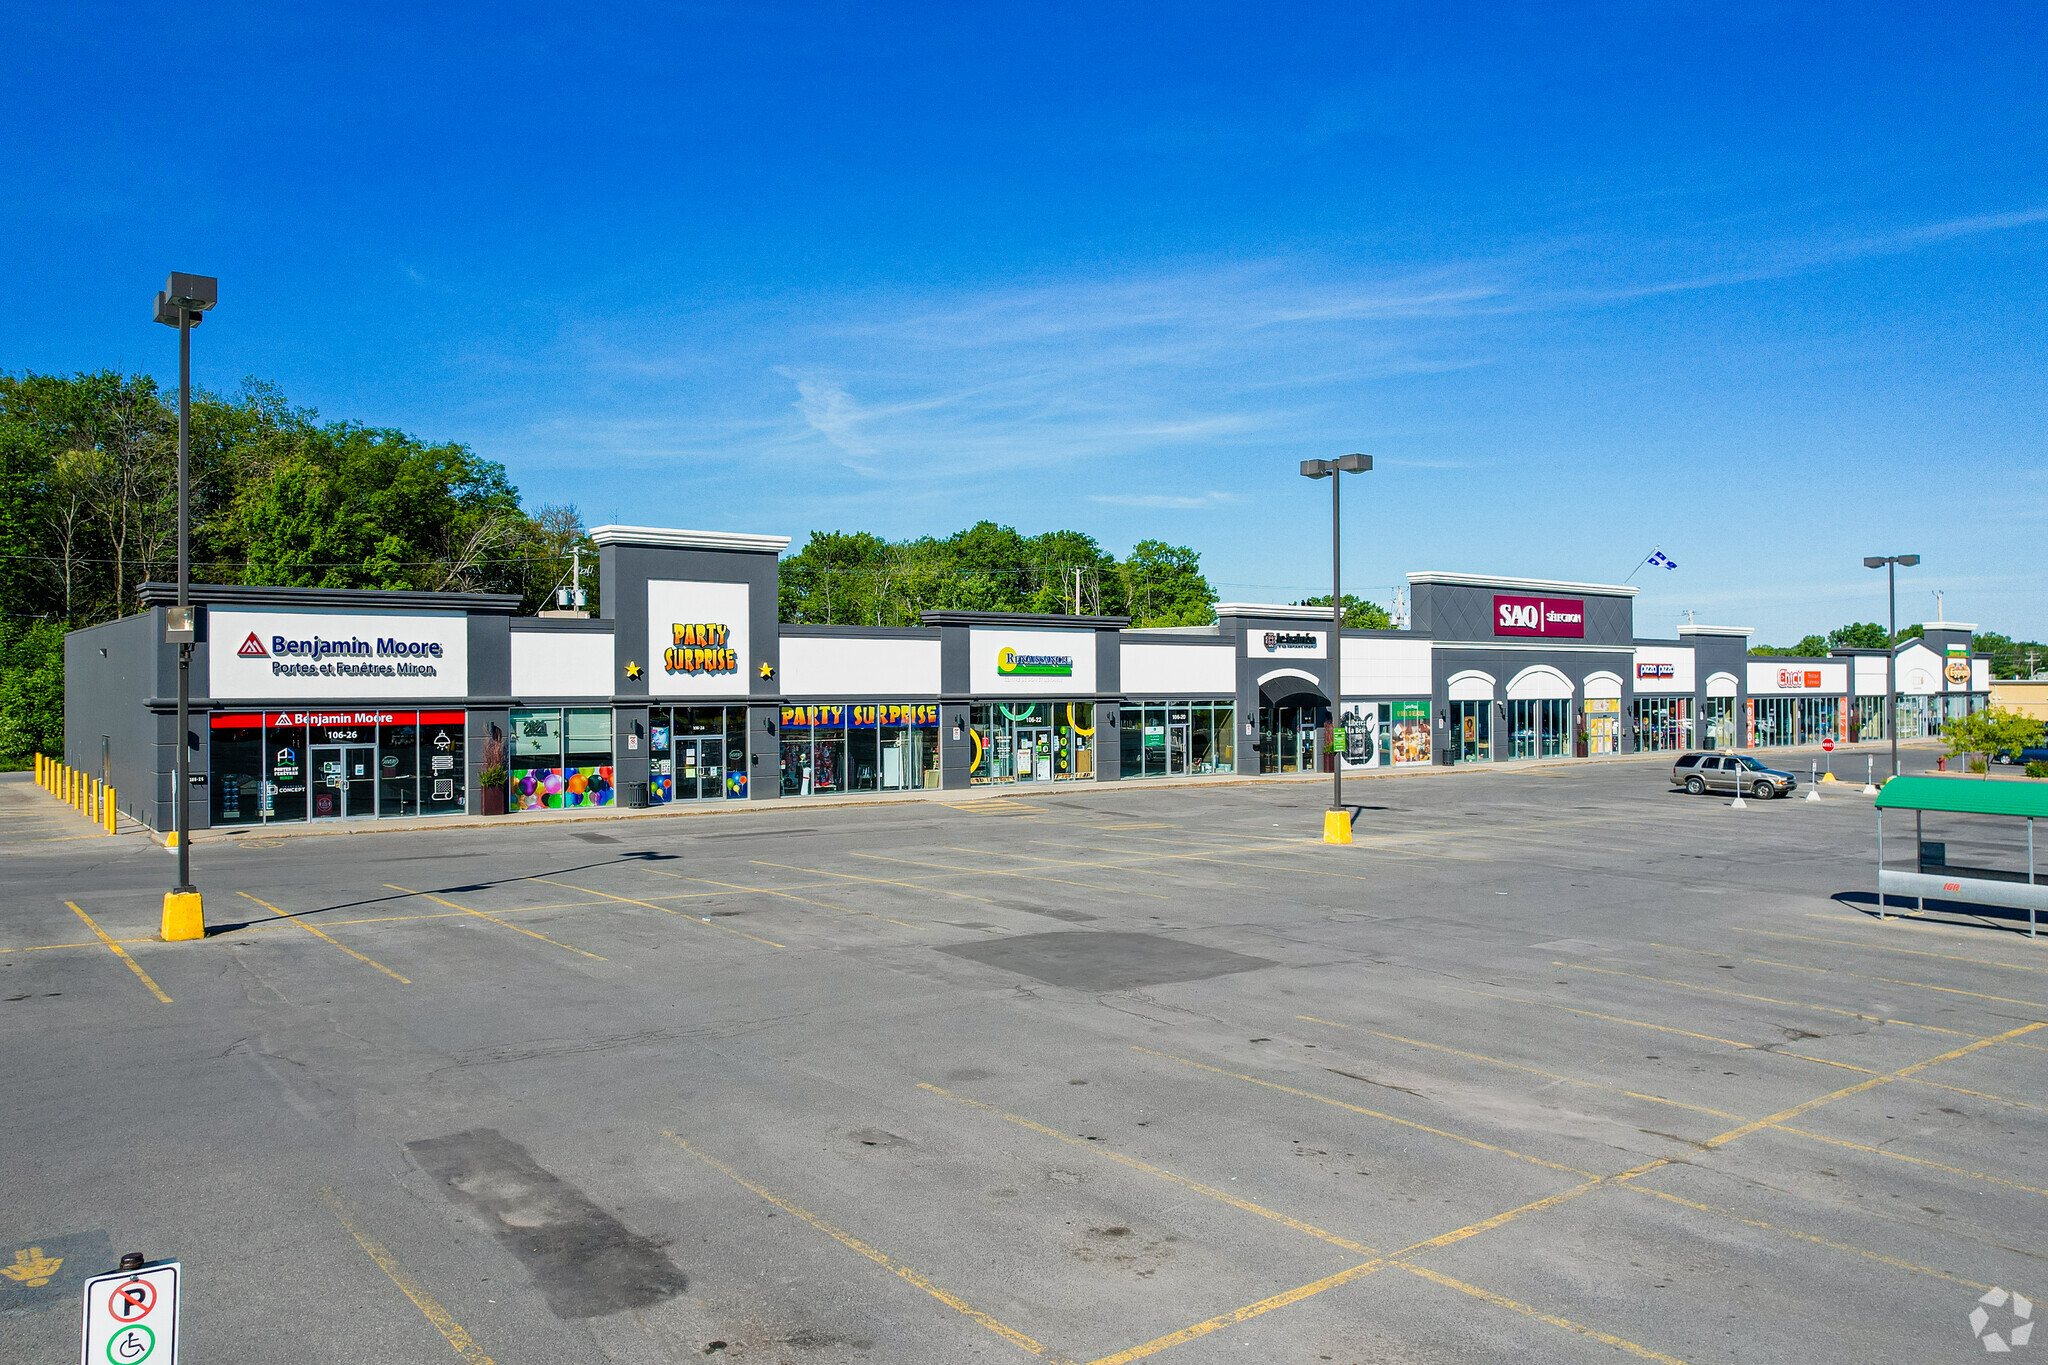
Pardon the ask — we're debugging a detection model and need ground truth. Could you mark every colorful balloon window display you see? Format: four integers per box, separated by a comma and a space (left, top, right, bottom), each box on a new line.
510, 766, 615, 810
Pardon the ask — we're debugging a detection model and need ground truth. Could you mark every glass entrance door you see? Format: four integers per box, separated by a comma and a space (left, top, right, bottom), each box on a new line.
1167, 724, 1189, 775
676, 737, 716, 800
1452, 701, 1490, 763
311, 744, 375, 819
1015, 727, 1052, 781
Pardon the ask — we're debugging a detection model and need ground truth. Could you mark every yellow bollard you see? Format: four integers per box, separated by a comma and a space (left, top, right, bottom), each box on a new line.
161, 889, 205, 940
1323, 808, 1353, 844
106, 786, 117, 834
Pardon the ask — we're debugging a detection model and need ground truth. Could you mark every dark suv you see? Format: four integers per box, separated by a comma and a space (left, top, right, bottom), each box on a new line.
1671, 752, 1797, 799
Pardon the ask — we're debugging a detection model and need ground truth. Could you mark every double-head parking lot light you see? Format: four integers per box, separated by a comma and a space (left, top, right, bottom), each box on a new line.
1300, 454, 1371, 841
1863, 554, 1920, 783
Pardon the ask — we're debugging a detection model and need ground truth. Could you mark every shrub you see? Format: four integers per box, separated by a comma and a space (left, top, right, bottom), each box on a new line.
2028, 761, 2048, 780
1968, 758, 1988, 774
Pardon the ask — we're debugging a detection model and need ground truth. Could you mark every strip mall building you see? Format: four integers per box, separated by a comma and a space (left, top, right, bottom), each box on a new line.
63, 527, 1992, 832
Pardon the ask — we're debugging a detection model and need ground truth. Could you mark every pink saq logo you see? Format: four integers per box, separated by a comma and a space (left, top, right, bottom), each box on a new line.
1494, 595, 1585, 638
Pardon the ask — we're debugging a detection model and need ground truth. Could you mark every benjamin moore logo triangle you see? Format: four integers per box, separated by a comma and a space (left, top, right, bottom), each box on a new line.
237, 632, 268, 658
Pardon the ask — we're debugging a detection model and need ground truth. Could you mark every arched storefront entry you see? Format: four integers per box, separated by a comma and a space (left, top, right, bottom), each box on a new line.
1257, 670, 1330, 774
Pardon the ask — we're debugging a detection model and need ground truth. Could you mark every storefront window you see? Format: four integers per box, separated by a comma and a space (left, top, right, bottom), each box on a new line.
210, 717, 264, 825
649, 708, 674, 803
379, 720, 420, 818
1259, 702, 1327, 773
781, 704, 937, 793
511, 708, 564, 810
1854, 696, 1887, 742
1631, 698, 1693, 753
1118, 700, 1233, 777
266, 723, 308, 822
1703, 697, 1737, 749
420, 712, 466, 813
1450, 700, 1489, 764
1583, 698, 1621, 755
563, 707, 616, 807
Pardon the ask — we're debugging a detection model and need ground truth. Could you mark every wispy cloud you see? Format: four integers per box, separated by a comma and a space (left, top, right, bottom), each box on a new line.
1089, 491, 1241, 509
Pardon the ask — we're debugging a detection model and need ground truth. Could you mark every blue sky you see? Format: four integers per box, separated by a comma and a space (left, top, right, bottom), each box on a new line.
6, 3, 2044, 642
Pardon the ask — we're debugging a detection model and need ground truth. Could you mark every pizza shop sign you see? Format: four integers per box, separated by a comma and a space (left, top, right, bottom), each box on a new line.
1493, 595, 1585, 639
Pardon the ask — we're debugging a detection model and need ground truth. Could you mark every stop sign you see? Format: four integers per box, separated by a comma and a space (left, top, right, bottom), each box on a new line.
1822, 739, 1835, 751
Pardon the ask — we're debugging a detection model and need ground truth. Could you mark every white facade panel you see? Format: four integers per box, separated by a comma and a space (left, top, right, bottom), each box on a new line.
1506, 665, 1574, 700
781, 636, 941, 698
1853, 656, 1890, 696
1342, 638, 1431, 696
968, 628, 1098, 695
208, 607, 469, 700
511, 632, 611, 698
1121, 643, 1235, 696
1631, 646, 1695, 694
1705, 671, 1738, 698
645, 580, 752, 698
1747, 660, 1850, 694
1447, 670, 1496, 701
1896, 643, 1941, 694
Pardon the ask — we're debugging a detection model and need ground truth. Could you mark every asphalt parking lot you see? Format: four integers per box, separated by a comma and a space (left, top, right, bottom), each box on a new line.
3, 750, 2042, 1364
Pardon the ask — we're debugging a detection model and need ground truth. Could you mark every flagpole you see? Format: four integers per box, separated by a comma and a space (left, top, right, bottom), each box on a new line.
1623, 548, 1657, 585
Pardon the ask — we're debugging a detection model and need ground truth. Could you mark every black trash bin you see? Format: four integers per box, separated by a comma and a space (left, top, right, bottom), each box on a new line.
623, 781, 649, 809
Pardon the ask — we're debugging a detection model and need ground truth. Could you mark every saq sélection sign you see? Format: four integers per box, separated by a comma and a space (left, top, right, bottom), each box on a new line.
209, 607, 467, 699
1494, 595, 1585, 638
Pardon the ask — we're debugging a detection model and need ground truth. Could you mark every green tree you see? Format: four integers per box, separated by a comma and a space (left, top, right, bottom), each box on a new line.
1117, 540, 1216, 627
1941, 707, 2045, 760
1293, 594, 1393, 629
1828, 622, 1889, 649
0, 621, 65, 761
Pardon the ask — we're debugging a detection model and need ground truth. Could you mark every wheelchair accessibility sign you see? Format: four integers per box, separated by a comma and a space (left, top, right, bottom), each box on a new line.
81, 1260, 179, 1364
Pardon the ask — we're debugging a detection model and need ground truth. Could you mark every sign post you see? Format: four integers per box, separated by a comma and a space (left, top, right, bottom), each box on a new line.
81, 1258, 179, 1364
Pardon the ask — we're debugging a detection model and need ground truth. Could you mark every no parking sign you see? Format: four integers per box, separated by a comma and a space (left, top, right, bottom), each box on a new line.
81, 1261, 179, 1364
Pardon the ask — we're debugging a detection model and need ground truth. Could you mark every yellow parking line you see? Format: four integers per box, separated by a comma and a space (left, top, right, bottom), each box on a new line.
1555, 961, 1975, 1037
1773, 1124, 2048, 1198
1738, 926, 2047, 974
1625, 1181, 1995, 1291
529, 877, 785, 947
1295, 1016, 1744, 1120
1132, 1046, 1597, 1178
1654, 939, 2048, 1009
384, 885, 606, 961
1085, 1260, 1388, 1365
662, 1132, 1065, 1361
321, 1189, 494, 1364
636, 866, 919, 929
1443, 985, 1877, 1072
750, 859, 1000, 904
64, 902, 171, 1004
916, 1083, 1373, 1253
852, 849, 1166, 900
1394, 1263, 1687, 1364
1702, 1019, 2046, 1150
236, 891, 412, 983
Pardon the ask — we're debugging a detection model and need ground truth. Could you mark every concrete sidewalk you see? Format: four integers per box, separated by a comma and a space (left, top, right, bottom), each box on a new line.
148, 738, 1934, 845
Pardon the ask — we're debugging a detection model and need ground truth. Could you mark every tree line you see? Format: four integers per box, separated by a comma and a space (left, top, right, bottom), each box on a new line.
0, 369, 587, 758
1749, 621, 2045, 677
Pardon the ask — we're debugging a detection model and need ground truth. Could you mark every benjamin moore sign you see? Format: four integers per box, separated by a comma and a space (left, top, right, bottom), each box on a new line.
208, 607, 468, 699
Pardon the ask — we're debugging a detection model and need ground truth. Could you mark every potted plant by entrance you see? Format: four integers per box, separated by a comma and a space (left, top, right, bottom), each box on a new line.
479, 765, 509, 815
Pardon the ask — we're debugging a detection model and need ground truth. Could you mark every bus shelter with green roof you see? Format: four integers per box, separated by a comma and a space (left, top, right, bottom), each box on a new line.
1873, 775, 2046, 937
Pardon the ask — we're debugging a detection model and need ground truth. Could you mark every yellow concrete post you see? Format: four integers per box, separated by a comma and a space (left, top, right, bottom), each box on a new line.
106, 786, 117, 834
1323, 808, 1353, 844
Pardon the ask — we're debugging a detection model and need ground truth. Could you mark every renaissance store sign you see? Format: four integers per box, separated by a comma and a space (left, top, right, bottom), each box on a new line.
208, 607, 469, 699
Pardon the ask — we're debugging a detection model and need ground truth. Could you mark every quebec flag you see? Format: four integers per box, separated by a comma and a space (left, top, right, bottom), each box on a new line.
1648, 550, 1678, 570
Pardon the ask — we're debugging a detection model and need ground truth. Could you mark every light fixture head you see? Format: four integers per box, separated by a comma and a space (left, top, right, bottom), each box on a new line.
1299, 459, 1333, 479
1863, 557, 1886, 568
154, 272, 217, 328
1897, 554, 1920, 566
1333, 453, 1372, 473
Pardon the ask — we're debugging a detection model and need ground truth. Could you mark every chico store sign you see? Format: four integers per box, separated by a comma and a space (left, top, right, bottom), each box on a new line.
208, 607, 468, 699
1493, 595, 1585, 638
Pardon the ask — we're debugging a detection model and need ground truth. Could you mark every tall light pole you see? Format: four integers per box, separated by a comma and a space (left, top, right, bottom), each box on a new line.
1863, 553, 1920, 783
1300, 453, 1372, 843
155, 273, 216, 941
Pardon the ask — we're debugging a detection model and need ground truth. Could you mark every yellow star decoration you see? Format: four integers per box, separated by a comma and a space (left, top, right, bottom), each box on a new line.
2, 1246, 62, 1288
624, 661, 643, 680
758, 662, 775, 679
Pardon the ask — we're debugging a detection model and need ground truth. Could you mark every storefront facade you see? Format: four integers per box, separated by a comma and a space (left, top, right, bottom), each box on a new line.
63, 529, 1994, 832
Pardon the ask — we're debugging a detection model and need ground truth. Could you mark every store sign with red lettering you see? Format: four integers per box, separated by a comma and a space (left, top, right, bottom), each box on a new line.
1493, 595, 1585, 638
1776, 669, 1823, 689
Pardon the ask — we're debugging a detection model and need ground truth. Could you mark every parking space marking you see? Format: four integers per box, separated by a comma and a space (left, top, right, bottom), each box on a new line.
660, 1132, 1066, 1361
1395, 1262, 1687, 1364
916, 1083, 1374, 1254
1133, 1047, 1599, 1178
320, 1188, 495, 1365
851, 849, 1165, 899
1295, 1017, 1745, 1120
383, 885, 606, 961
1651, 941, 2048, 1011
1771, 1122, 2048, 1197
236, 891, 413, 983
1625, 1180, 1996, 1291
1555, 961, 1978, 1037
633, 866, 920, 929
748, 859, 1002, 905
1084, 1259, 1390, 1365
63, 902, 171, 1004
1444, 985, 1879, 1073
528, 877, 786, 947
1700, 1018, 2046, 1150
1737, 927, 2048, 974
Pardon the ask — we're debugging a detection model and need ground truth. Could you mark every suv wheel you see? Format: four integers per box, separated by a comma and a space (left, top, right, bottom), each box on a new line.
1685, 776, 1706, 795
1754, 780, 1775, 800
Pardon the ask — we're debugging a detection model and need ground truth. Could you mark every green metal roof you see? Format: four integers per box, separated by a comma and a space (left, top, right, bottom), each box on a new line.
1873, 774, 2048, 818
